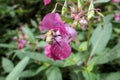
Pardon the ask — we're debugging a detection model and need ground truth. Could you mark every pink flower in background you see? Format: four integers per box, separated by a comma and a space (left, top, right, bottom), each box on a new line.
18, 39, 26, 50
13, 26, 27, 50
79, 17, 88, 30
43, 0, 51, 5
114, 13, 120, 21
39, 13, 77, 60
112, 0, 120, 3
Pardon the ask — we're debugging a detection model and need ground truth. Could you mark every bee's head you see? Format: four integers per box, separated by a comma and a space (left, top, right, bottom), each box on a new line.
46, 29, 54, 36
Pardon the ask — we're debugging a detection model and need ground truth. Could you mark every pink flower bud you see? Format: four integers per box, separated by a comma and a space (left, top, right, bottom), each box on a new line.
13, 36, 18, 41
43, 0, 51, 5
114, 13, 120, 21
18, 39, 26, 50
79, 18, 88, 30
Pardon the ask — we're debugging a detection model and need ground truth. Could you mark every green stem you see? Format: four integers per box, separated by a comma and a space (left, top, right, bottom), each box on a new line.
85, 21, 92, 66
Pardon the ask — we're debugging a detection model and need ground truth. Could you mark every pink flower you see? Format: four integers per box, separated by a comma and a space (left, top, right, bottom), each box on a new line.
114, 13, 120, 21
112, 0, 120, 3
39, 13, 68, 36
14, 26, 27, 50
18, 39, 26, 50
43, 0, 51, 5
40, 13, 77, 60
45, 40, 71, 61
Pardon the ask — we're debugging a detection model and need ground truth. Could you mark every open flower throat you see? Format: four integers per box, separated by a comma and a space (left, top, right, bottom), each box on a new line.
39, 13, 77, 61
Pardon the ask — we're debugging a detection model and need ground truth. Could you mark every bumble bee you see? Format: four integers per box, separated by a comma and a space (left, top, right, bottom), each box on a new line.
37, 30, 61, 46
45, 29, 55, 44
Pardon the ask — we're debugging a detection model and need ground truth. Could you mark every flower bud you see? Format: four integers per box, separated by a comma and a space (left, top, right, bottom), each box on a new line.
114, 13, 120, 21
79, 17, 88, 30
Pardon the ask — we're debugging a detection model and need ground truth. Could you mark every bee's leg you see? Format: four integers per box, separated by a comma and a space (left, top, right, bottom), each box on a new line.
53, 38, 61, 47
54, 35, 61, 37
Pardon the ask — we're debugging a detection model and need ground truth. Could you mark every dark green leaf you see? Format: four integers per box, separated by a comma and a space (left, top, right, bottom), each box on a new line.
0, 76, 5, 80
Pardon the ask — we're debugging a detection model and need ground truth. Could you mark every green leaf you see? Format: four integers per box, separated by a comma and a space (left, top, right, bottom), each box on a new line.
2, 57, 14, 73
22, 26, 35, 42
103, 14, 114, 24
17, 51, 64, 67
101, 72, 120, 80
46, 67, 62, 80
114, 28, 120, 34
78, 41, 87, 51
61, 0, 68, 16
86, 58, 96, 72
37, 41, 46, 48
20, 70, 36, 78
87, 0, 94, 20
0, 76, 5, 80
94, 42, 120, 64
90, 19, 112, 54
30, 19, 38, 28
82, 71, 96, 80
94, 0, 110, 4
6, 57, 30, 80
20, 64, 48, 78
0, 43, 15, 48
77, 0, 82, 10
64, 53, 78, 67
96, 11, 104, 17
70, 69, 84, 80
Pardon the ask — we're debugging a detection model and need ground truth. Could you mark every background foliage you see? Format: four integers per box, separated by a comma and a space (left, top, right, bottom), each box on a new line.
0, 0, 120, 80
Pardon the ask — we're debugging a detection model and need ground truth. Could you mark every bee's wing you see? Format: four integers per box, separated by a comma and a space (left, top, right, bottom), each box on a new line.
36, 35, 46, 40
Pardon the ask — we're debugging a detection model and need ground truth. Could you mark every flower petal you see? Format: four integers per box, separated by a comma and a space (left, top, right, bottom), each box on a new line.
45, 43, 53, 58
39, 13, 68, 35
51, 40, 71, 60
45, 40, 71, 60
65, 25, 77, 42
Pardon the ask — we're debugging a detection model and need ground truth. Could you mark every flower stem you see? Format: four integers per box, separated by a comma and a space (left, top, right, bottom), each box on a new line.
85, 20, 92, 66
